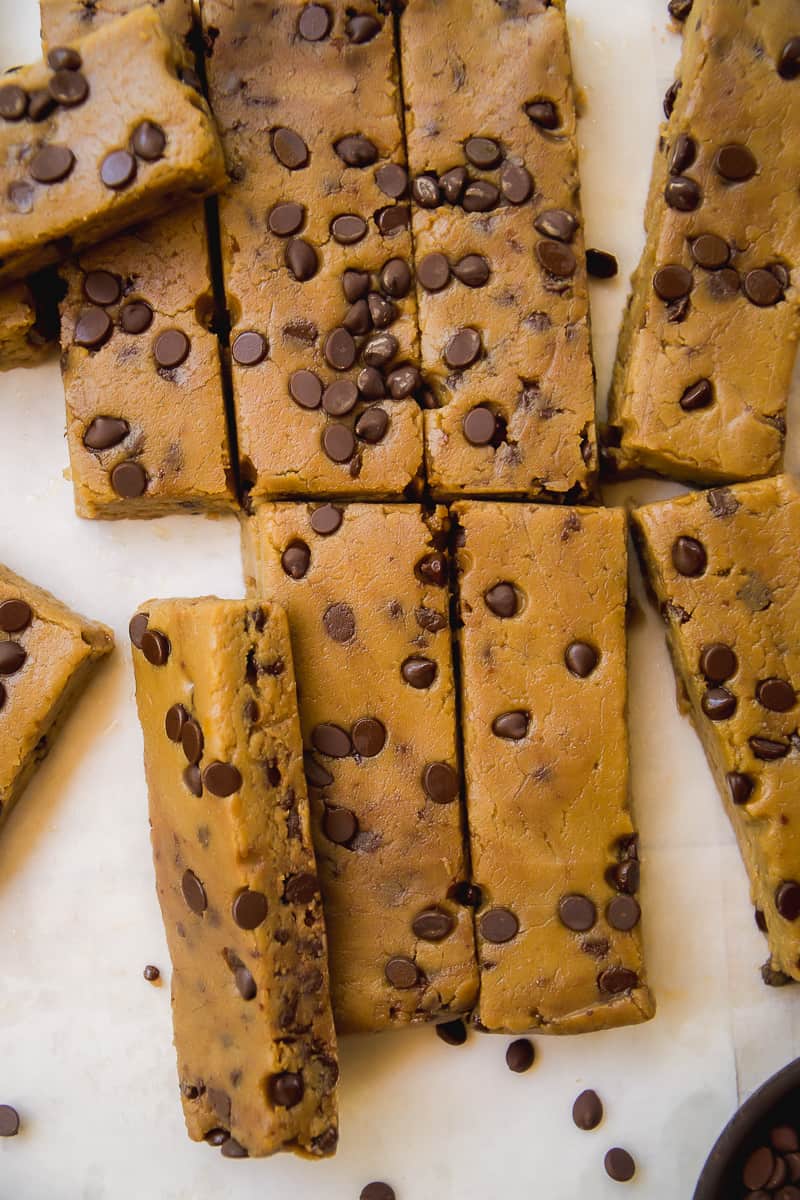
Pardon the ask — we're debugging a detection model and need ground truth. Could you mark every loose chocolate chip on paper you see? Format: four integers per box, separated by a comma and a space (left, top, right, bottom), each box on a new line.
525, 99, 559, 129
375, 162, 408, 198
281, 540, 311, 578
232, 331, 267, 365
385, 956, 420, 989
204, 1128, 229, 1146
607, 895, 641, 931
480, 908, 519, 944
605, 1148, 636, 1182
154, 329, 190, 369
463, 405, 497, 446
323, 806, 358, 844
565, 641, 599, 677
778, 37, 800, 79
100, 149, 137, 190
0, 85, 28, 121
164, 703, 189, 743
412, 909, 454, 941
181, 869, 207, 914
671, 535, 706, 576
757, 678, 795, 712
680, 379, 713, 411
0, 1106, 20, 1138
48, 69, 88, 107
492, 710, 529, 740
143, 964, 160, 982
132, 121, 166, 161
715, 143, 757, 181
310, 504, 342, 535
0, 600, 32, 634
484, 582, 518, 618
361, 1184, 395, 1200
422, 761, 459, 804
204, 762, 243, 796
506, 1039, 535, 1073
0, 642, 26, 674
573, 1089, 603, 1130
83, 270, 120, 307
272, 127, 309, 169
181, 718, 204, 764
120, 301, 153, 334
436, 1019, 467, 1047
111, 460, 147, 499
586, 249, 618, 279
558, 894, 597, 932
727, 772, 754, 805
402, 656, 437, 688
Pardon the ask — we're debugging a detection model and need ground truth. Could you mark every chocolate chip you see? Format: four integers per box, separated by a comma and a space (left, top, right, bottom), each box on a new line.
28, 89, 56, 122
573, 1090, 603, 1130
416, 552, 448, 587
715, 143, 757, 181
49, 69, 88, 106
381, 258, 411, 298
83, 270, 120, 307
534, 209, 577, 241
128, 613, 148, 648
727, 772, 754, 805
401, 656, 437, 688
0, 641, 26, 674
462, 180, 500, 212
368, 292, 396, 328
680, 379, 713, 411
322, 602, 356, 643
440, 165, 467, 203
422, 761, 459, 803
351, 717, 385, 757
232, 331, 267, 365
412, 908, 454, 941
120, 301, 153, 334
0, 1106, 20, 1138
565, 641, 598, 677
699, 643, 736, 683
30, 144, 75, 184
231, 889, 267, 930
453, 258, 491, 293
671, 535, 706, 576
537, 239, 577, 278
284, 872, 319, 904
692, 234, 729, 270
221, 1138, 249, 1158
154, 330, 190, 369
436, 1019, 467, 1046
444, 327, 481, 369
310, 504, 342, 535
386, 366, 421, 399
757, 678, 795, 712
204, 1128, 229, 1146
100, 149, 136, 190
323, 327, 356, 370
363, 332, 398, 366
331, 214, 367, 244
666, 172, 698, 210
779, 37, 800, 80
776, 882, 800, 921
322, 380, 358, 416
559, 894, 597, 932
418, 252, 450, 292
744, 1147, 777, 1190
143, 964, 160, 982
7, 181, 34, 213
654, 265, 693, 301
506, 1039, 535, 1073
663, 79, 680, 118
298, 2, 330, 39
415, 607, 447, 633
375, 164, 408, 201
607, 895, 641, 931
484, 582, 518, 618
312, 723, 352, 758
605, 1148, 636, 1182
749, 736, 789, 760
701, 687, 737, 720
480, 908, 519, 944
492, 711, 529, 740
346, 13, 381, 42
184, 766, 202, 796
598, 966, 639, 995
203, 762, 243, 796
181, 869, 207, 914
285, 237, 318, 281
385, 956, 419, 988
463, 405, 497, 446
500, 163, 533, 204
464, 136, 502, 168
272, 127, 309, 170
287, 370, 321, 411
0, 85, 27, 121
269, 201, 304, 236
586, 249, 618, 279
323, 806, 358, 844
131, 120, 166, 161
235, 966, 257, 1000
356, 407, 389, 444
744, 268, 783, 307
111, 460, 148, 498
357, 366, 385, 399
412, 174, 441, 208
335, 135, 378, 167
361, 1186, 395, 1200
0, 600, 32, 634
181, 718, 204, 764
669, 133, 697, 174
773, 1127, 800, 1154
74, 306, 112, 350
281, 540, 311, 578
164, 703, 189, 743
322, 424, 356, 463
525, 100, 559, 129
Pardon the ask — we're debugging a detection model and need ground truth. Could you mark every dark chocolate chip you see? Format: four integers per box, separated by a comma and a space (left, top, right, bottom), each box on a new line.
573, 1090, 603, 1130
322, 380, 358, 416
463, 405, 497, 446
235, 966, 257, 1000
773, 1127, 800, 1154
111, 460, 148, 499
605, 1148, 636, 1182
335, 135, 378, 167
298, 3, 330, 39
128, 613, 148, 648
699, 643, 736, 683
607, 895, 641, 931
355, 406, 389, 444
323, 327, 356, 370
289, 370, 322, 410
281, 540, 311, 579
284, 872, 319, 904
462, 180, 500, 212
221, 1138, 249, 1158
441, 325, 482, 368
143, 964, 160, 982
367, 292, 396, 328
500, 163, 533, 204
492, 711, 529, 740
537, 239, 576, 278
120, 301, 153, 334
27, 89, 56, 122
663, 79, 680, 118
312, 723, 352, 758
285, 238, 318, 281
74, 306, 112, 350
232, 889, 268, 929
692, 234, 729, 270
453, 254, 490, 287
776, 882, 800, 920
232, 331, 267, 365
750, 736, 789, 761
203, 762, 243, 796
204, 1128, 229, 1146
323, 806, 358, 844
480, 908, 519, 944
83, 269, 120, 306
506, 1039, 535, 1073
727, 772, 754, 805
331, 214, 367, 244
357, 366, 386, 399
48, 69, 88, 106
310, 504, 342, 535
418, 252, 450, 292
565, 641, 599, 677
744, 1147, 776, 1190
154, 329, 190, 369
757, 678, 795, 712
30, 144, 75, 185
525, 100, 559, 129
386, 365, 421, 399
0, 85, 27, 121
346, 13, 381, 42
0, 641, 26, 674
436, 1019, 467, 1046
701, 686, 737, 720
743, 268, 783, 307
680, 379, 713, 411
363, 332, 398, 366
462, 136, 500, 168
100, 149, 136, 190
671, 535, 706, 576
422, 761, 459, 804
322, 602, 355, 646
412, 174, 441, 208
272, 127, 309, 170
653, 265, 693, 301
181, 718, 204, 764
268, 201, 304, 236
715, 143, 757, 181
164, 703, 189, 743
440, 165, 467, 203
0, 600, 32, 634
361, 1186, 395, 1200
131, 121, 166, 161
385, 956, 419, 989
181, 869, 207, 914
597, 966, 639, 995
351, 717, 386, 757
375, 163, 408, 198
322, 424, 356, 463
778, 37, 800, 80
586, 249, 618, 279
402, 656, 437, 688
412, 908, 454, 941
664, 175, 701, 211
484, 582, 518, 618
668, 133, 697, 174
183, 765, 202, 796
0, 1106, 20, 1138
558, 894, 597, 932
416, 552, 448, 587
536, 211, 578, 245
381, 258, 411, 298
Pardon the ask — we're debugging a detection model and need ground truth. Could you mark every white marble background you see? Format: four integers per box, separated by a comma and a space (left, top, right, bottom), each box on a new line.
1, 1, 798, 1196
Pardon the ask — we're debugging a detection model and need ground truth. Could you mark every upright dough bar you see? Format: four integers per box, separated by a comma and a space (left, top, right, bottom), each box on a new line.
453, 503, 653, 1033
0, 271, 63, 369
0, 564, 113, 831
608, 0, 800, 484
131, 599, 338, 1158
201, 0, 424, 500
399, 0, 597, 500
0, 8, 226, 283
633, 477, 800, 985
242, 503, 478, 1033
39, 0, 234, 518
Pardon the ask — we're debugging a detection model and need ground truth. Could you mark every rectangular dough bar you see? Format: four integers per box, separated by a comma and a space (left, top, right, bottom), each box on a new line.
201, 0, 424, 501
633, 476, 800, 985
0, 272, 61, 369
607, 0, 800, 483
130, 597, 339, 1158
400, 0, 597, 500
453, 501, 653, 1033
242, 502, 478, 1033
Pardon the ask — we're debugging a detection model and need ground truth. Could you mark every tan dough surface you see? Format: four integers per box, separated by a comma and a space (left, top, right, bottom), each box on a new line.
608, 0, 800, 483
40, 0, 193, 46
0, 8, 226, 282
400, 0, 596, 500
131, 598, 338, 1158
0, 281, 44, 368
201, 0, 423, 501
0, 563, 113, 829
633, 476, 800, 983
454, 502, 653, 1033
242, 502, 478, 1033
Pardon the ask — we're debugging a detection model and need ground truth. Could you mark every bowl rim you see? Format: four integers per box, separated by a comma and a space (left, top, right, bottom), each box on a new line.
693, 1056, 800, 1199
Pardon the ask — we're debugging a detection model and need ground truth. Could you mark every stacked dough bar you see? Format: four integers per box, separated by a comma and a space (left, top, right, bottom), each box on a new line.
37, 0, 234, 517
608, 0, 800, 483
